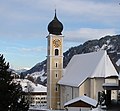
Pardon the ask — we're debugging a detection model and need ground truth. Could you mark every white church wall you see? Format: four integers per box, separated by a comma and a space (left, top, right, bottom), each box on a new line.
60, 85, 66, 109
105, 78, 118, 84
73, 87, 79, 99
90, 78, 95, 99
94, 78, 104, 101
79, 79, 90, 97
111, 90, 118, 100
65, 86, 73, 102
84, 79, 90, 97
90, 78, 105, 100
60, 85, 79, 109
60, 85, 73, 109
79, 82, 85, 96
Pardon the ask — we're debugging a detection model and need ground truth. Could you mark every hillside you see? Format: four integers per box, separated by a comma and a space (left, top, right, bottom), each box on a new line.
23, 35, 120, 86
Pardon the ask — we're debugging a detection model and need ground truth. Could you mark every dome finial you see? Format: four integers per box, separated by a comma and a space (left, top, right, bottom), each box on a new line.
54, 9, 57, 19
55, 9, 56, 15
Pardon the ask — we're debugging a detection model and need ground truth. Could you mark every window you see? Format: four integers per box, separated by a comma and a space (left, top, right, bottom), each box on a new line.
55, 85, 58, 92
56, 73, 58, 78
55, 71, 58, 78
55, 49, 59, 56
55, 63, 58, 68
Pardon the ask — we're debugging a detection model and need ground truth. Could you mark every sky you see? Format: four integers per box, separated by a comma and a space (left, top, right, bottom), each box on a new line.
0, 0, 120, 70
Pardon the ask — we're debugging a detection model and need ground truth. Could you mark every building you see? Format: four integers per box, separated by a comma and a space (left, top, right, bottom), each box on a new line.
19, 79, 47, 107
46, 11, 119, 110
58, 50, 119, 109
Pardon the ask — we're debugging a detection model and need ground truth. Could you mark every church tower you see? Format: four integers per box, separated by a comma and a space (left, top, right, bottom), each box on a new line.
47, 10, 63, 110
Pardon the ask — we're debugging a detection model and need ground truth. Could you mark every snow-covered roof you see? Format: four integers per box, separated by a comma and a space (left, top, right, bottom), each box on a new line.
17, 79, 47, 92
102, 83, 120, 90
58, 50, 118, 87
102, 83, 118, 87
64, 96, 98, 108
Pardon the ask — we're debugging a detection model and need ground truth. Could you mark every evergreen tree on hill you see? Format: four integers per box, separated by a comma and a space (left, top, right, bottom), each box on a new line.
0, 54, 29, 111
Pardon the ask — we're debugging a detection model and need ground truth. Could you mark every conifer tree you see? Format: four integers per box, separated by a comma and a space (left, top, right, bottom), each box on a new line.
0, 54, 29, 111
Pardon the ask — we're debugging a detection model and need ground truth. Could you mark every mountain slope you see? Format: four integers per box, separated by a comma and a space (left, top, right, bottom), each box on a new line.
23, 35, 120, 85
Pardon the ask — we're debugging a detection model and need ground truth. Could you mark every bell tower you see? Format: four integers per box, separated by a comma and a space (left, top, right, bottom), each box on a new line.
47, 10, 63, 110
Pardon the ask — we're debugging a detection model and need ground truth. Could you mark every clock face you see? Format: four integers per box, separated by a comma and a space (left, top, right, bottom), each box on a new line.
53, 39, 61, 47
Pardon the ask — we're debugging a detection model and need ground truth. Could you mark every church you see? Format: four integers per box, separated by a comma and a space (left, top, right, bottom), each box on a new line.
46, 11, 119, 110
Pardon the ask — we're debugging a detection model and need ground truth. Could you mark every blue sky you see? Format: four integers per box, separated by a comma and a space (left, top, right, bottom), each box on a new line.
0, 0, 120, 70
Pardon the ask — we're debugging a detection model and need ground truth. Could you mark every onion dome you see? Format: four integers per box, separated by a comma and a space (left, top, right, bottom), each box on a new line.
48, 10, 63, 35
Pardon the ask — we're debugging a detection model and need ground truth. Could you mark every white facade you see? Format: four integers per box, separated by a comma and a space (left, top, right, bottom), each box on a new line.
24, 92, 47, 107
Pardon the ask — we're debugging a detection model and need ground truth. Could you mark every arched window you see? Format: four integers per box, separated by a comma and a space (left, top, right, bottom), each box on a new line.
55, 85, 58, 92
56, 63, 58, 68
55, 49, 59, 56
55, 71, 58, 78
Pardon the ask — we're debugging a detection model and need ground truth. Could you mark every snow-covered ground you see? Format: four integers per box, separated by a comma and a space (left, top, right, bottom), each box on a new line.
17, 79, 47, 92
29, 105, 47, 111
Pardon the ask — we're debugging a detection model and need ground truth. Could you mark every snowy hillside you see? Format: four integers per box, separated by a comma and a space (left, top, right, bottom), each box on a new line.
29, 70, 47, 85
16, 69, 28, 74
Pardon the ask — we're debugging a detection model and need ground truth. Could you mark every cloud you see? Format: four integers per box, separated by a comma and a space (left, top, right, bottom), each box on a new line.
1, 0, 120, 23
1, 45, 46, 56
56, 0, 120, 26
21, 47, 46, 53
0, 0, 120, 40
0, 0, 49, 21
65, 28, 117, 42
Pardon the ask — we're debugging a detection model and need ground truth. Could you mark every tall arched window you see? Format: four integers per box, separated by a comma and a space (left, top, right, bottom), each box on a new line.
55, 49, 59, 56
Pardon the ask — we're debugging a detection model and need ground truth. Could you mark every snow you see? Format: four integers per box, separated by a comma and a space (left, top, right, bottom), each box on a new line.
16, 69, 28, 73
64, 96, 98, 108
94, 45, 100, 51
29, 106, 47, 111
101, 44, 107, 50
17, 79, 47, 92
91, 107, 101, 111
30, 69, 46, 82
117, 52, 120, 54
58, 50, 118, 87
107, 44, 114, 50
101, 43, 114, 50
116, 59, 120, 66
106, 39, 110, 44
91, 51, 118, 78
108, 50, 116, 53
100, 39, 116, 51
41, 76, 47, 82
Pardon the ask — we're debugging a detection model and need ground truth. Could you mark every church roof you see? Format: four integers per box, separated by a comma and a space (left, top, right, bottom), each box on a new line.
58, 50, 118, 87
64, 95, 98, 108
